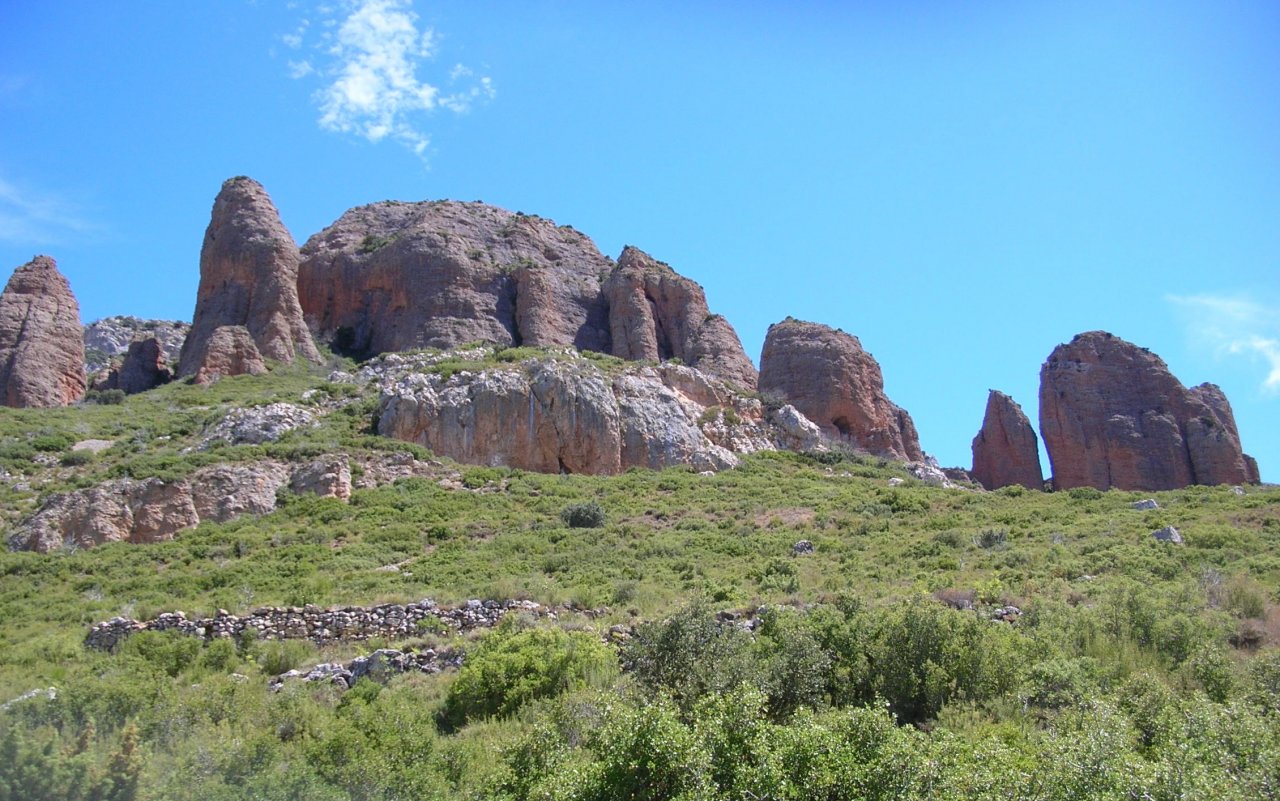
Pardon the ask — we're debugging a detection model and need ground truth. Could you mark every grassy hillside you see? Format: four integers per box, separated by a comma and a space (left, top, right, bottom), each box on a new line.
1, 357, 1277, 799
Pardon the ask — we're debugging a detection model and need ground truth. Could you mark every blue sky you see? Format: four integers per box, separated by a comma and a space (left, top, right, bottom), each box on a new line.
1, 1, 1276, 479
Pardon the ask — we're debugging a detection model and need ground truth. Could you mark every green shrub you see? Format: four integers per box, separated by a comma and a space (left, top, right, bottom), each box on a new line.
120, 630, 202, 678
84, 389, 126, 405
1068, 486, 1103, 501
622, 602, 757, 713
440, 623, 616, 729
60, 449, 96, 467
561, 501, 606, 529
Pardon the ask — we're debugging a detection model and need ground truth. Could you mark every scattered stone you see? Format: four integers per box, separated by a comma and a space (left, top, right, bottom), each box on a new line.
1132, 499, 1159, 511
1231, 486, 1245, 496
200, 402, 315, 447
71, 439, 114, 453
992, 606, 1022, 623
1152, 525, 1183, 544
887, 477, 904, 487
0, 255, 86, 407
1, 687, 57, 711
907, 459, 957, 489
792, 540, 815, 555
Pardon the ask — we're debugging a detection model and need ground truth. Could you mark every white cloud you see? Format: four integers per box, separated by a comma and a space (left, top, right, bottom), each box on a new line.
0, 176, 99, 245
1168, 293, 1280, 394
285, 0, 493, 162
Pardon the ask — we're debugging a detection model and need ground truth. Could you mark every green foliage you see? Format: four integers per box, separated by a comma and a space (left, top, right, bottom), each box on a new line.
622, 602, 757, 713
357, 234, 393, 253
560, 501, 605, 529
440, 622, 617, 729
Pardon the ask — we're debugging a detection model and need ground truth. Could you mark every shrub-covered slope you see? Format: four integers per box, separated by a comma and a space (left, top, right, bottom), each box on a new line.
1, 353, 1277, 800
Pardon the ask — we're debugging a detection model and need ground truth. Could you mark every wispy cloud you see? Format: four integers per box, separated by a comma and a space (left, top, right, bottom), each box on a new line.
1168, 293, 1280, 394
283, 0, 493, 161
0, 176, 100, 246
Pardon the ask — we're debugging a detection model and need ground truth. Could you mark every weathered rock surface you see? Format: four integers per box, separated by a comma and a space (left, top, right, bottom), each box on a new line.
92, 337, 172, 394
179, 177, 319, 381
199, 402, 315, 447
84, 316, 188, 374
757, 318, 923, 462
289, 455, 353, 501
603, 246, 757, 388
10, 477, 200, 552
1188, 383, 1261, 485
375, 348, 822, 475
299, 201, 613, 357
191, 325, 268, 385
9, 458, 350, 552
0, 256, 85, 407
1040, 331, 1257, 491
971, 390, 1043, 490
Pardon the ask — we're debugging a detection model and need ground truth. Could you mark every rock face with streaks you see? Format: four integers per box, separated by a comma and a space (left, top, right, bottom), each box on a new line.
374, 348, 822, 475
178, 177, 319, 381
1039, 331, 1257, 490
757, 318, 923, 461
603, 246, 757, 389
0, 256, 86, 407
971, 390, 1043, 490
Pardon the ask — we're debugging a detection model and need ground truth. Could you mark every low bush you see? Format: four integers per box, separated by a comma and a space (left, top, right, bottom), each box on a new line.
561, 501, 606, 529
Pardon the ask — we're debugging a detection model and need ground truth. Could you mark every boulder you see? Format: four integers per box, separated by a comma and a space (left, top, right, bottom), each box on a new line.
189, 463, 291, 522
92, 337, 172, 394
603, 246, 757, 388
298, 201, 612, 357
0, 256, 85, 407
191, 325, 267, 385
179, 177, 319, 381
1039, 331, 1256, 491
970, 390, 1043, 490
757, 318, 923, 461
1152, 525, 1183, 544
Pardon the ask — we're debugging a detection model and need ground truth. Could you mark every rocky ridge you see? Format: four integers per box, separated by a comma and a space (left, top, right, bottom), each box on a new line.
178, 177, 320, 382
90, 336, 173, 395
758, 318, 923, 462
0, 256, 86, 408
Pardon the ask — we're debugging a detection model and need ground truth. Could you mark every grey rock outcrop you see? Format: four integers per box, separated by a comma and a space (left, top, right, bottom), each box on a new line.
375, 348, 821, 475
971, 390, 1043, 490
0, 256, 85, 407
757, 318, 923, 461
179, 177, 319, 381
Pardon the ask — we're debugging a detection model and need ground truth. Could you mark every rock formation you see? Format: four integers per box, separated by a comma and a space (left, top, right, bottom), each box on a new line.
603, 247, 757, 389
84, 316, 188, 374
10, 458, 356, 553
971, 390, 1043, 490
0, 256, 86, 407
374, 348, 822, 475
298, 201, 613, 357
1039, 331, 1257, 491
178, 177, 319, 381
191, 325, 268, 385
297, 202, 754, 386
91, 337, 172, 394
757, 318, 923, 461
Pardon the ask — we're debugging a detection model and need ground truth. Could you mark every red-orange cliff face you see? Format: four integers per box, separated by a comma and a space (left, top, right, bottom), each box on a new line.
1040, 331, 1256, 491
